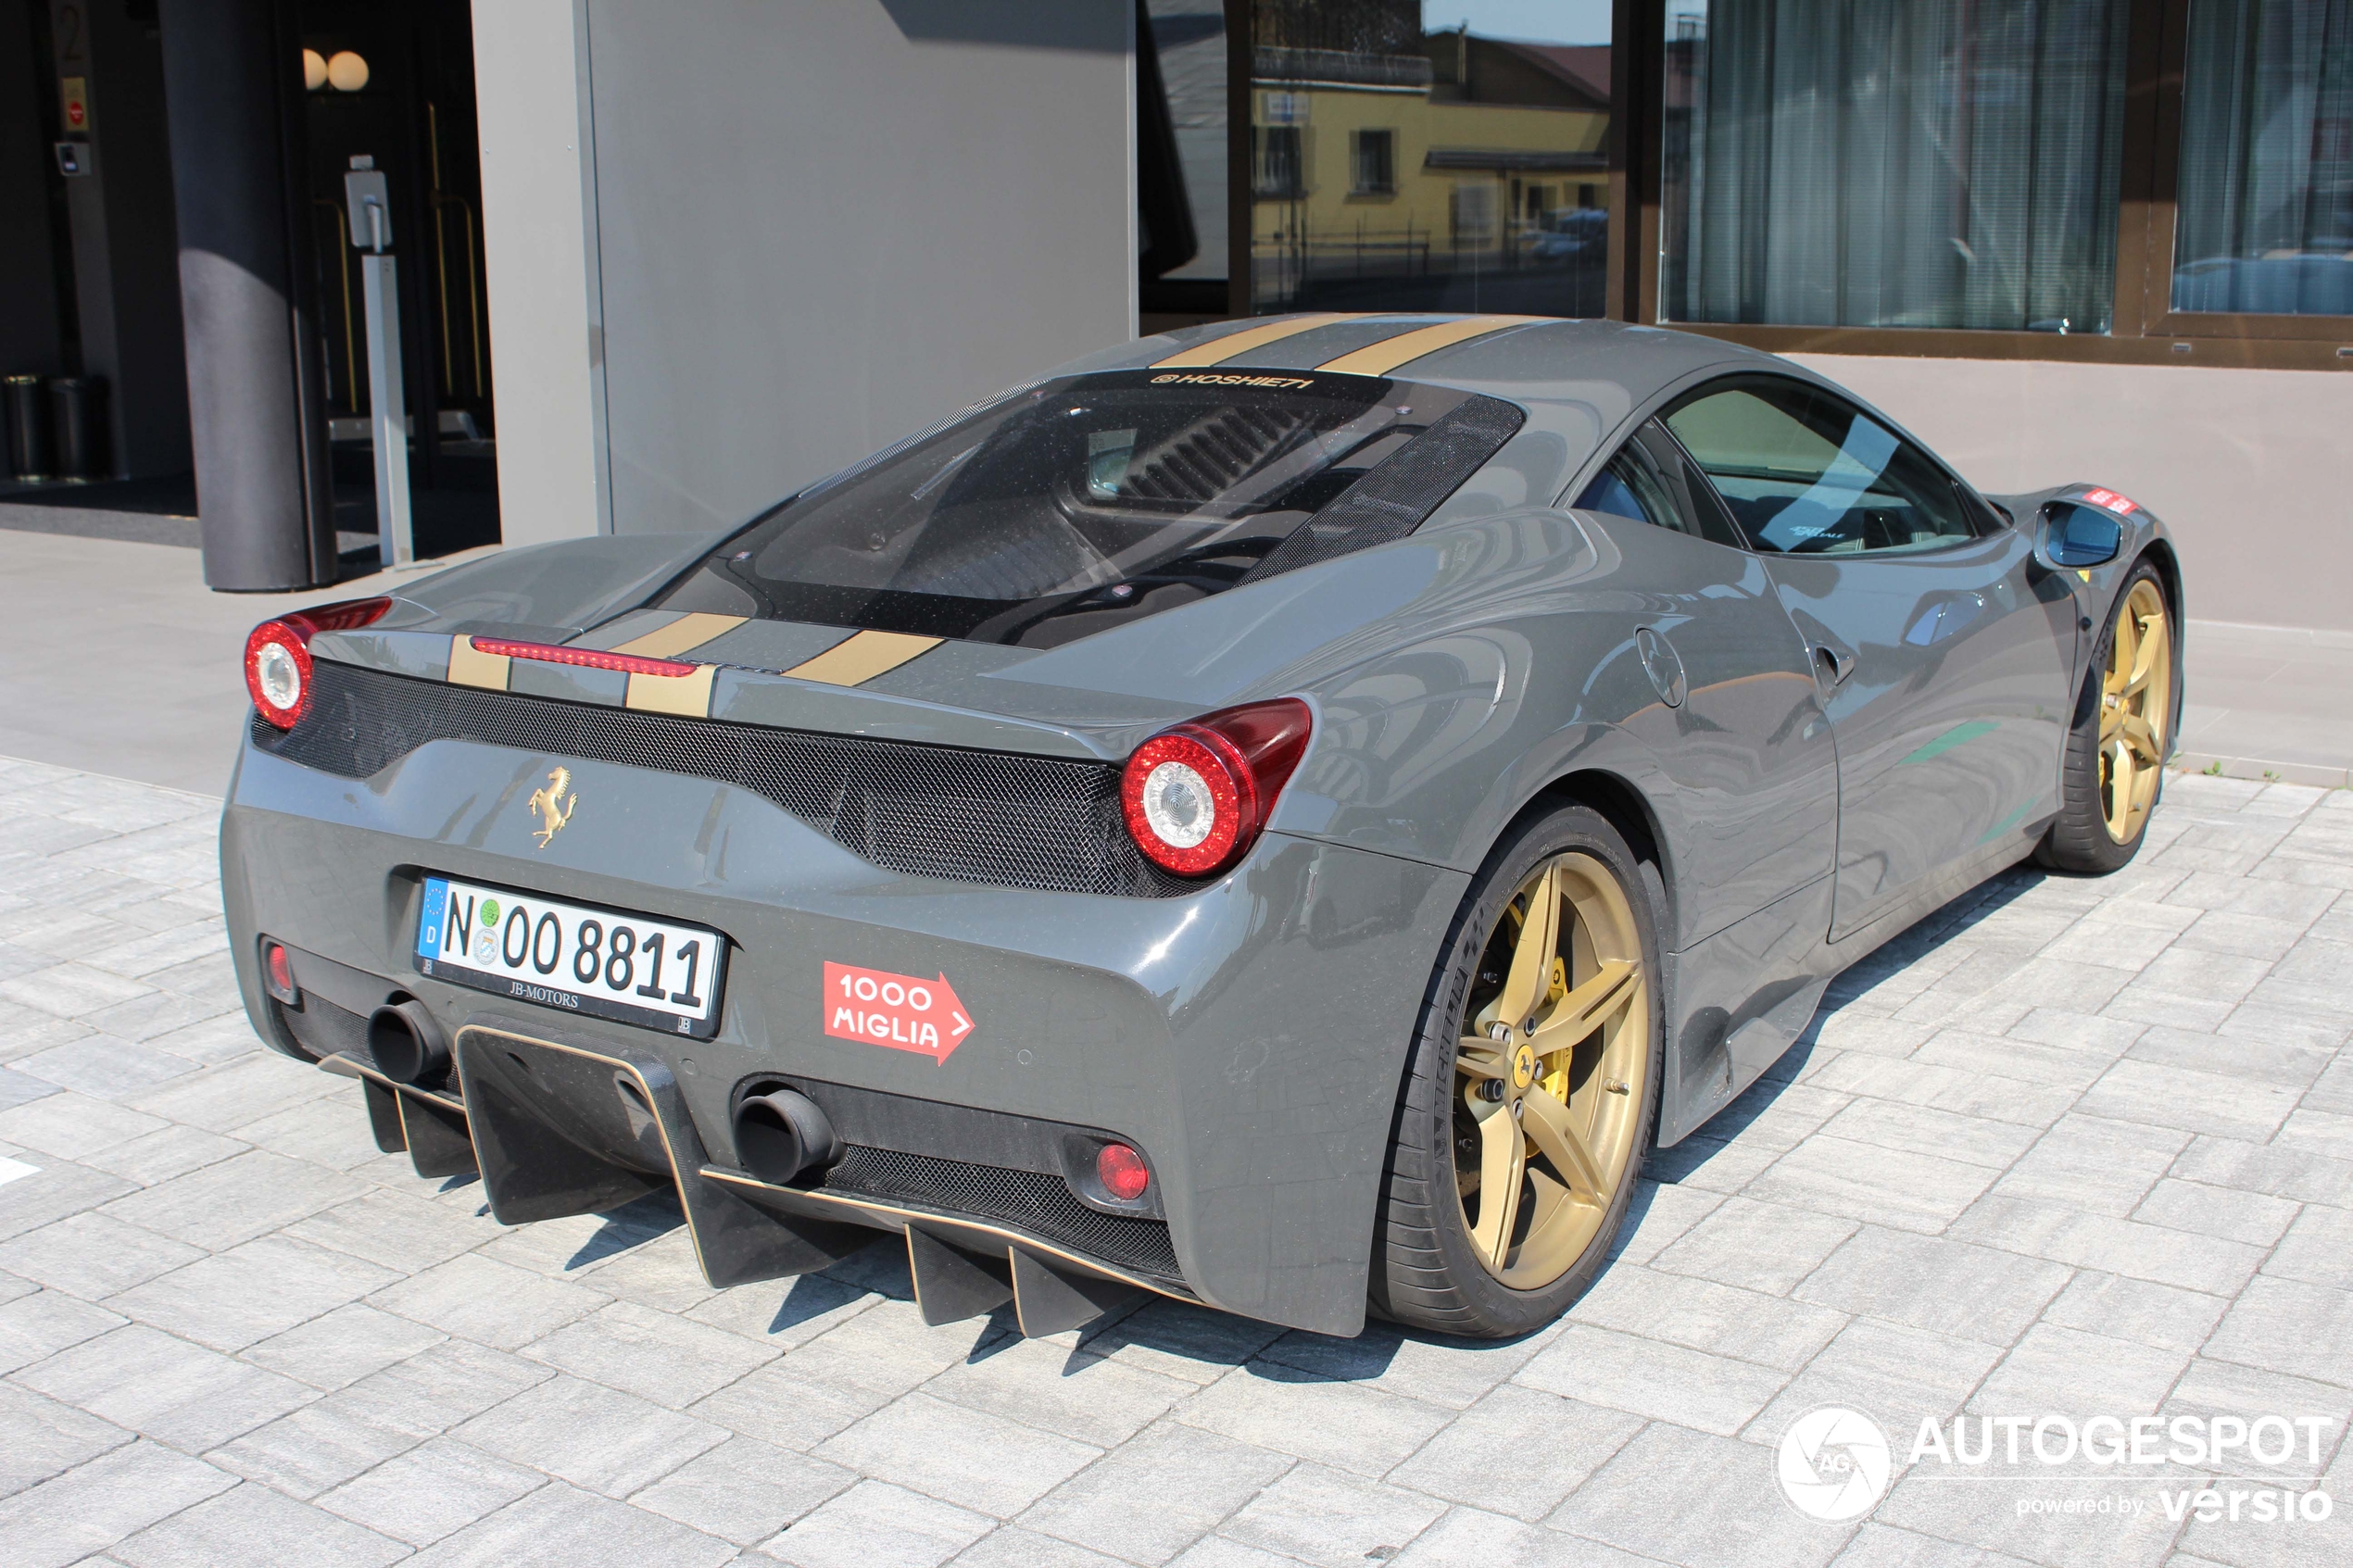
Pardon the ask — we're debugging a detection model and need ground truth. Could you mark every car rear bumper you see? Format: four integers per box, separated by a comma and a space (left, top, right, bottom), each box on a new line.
220, 731, 1467, 1336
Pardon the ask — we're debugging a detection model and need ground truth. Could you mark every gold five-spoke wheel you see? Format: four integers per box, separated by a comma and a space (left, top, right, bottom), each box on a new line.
2099, 578, 2171, 845
1453, 852, 1649, 1288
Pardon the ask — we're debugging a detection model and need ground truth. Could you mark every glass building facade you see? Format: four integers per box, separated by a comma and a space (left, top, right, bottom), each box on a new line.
1178, 0, 2352, 359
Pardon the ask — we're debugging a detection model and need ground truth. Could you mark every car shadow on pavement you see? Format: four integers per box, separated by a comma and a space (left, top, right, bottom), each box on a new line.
510, 867, 2065, 1380
561, 1188, 691, 1270
1645, 863, 2049, 1189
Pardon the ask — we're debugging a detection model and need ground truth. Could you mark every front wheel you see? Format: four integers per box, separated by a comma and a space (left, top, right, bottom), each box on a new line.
1371, 804, 1665, 1338
2037, 563, 2174, 875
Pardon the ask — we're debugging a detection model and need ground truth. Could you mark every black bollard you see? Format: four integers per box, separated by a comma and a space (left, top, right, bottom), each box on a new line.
4, 375, 47, 481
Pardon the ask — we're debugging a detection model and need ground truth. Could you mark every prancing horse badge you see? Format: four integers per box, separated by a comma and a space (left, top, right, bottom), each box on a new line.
526, 767, 577, 847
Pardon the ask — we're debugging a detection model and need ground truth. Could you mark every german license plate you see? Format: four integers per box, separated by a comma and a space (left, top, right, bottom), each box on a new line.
413, 875, 726, 1037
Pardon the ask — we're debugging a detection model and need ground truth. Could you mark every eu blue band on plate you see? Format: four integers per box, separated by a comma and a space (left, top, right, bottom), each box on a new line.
417, 878, 448, 958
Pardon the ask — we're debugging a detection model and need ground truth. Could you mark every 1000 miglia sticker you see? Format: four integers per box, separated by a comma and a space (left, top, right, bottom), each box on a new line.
823, 961, 975, 1064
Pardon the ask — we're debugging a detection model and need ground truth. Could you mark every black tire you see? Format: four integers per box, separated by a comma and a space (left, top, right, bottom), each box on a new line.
2036, 558, 2174, 875
1370, 802, 1667, 1338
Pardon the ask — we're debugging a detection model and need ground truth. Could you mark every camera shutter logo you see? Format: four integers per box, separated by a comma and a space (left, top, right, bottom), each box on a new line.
1779, 1407, 1893, 1521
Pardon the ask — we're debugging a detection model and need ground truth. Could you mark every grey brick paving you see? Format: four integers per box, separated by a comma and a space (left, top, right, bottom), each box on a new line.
3, 754, 2352, 1566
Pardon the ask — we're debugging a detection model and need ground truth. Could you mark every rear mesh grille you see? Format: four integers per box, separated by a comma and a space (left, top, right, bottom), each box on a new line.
255, 661, 1189, 897
818, 1144, 1181, 1282
276, 994, 371, 1061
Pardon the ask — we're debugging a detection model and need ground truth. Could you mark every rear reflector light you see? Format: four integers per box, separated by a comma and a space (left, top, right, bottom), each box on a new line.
261, 940, 298, 1003
1120, 697, 1312, 877
245, 596, 392, 730
469, 639, 699, 679
1096, 1142, 1151, 1202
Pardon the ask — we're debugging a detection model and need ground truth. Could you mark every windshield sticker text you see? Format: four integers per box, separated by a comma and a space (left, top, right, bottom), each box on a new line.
1150, 372, 1316, 390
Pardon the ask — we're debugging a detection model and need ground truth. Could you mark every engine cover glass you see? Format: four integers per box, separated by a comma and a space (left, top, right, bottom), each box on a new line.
656, 370, 1492, 647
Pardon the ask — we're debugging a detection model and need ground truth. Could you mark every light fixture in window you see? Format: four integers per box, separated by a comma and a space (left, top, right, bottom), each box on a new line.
326, 50, 369, 92
302, 48, 326, 91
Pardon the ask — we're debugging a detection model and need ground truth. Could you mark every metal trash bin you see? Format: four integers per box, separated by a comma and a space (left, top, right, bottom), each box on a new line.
4, 374, 46, 481
49, 376, 106, 482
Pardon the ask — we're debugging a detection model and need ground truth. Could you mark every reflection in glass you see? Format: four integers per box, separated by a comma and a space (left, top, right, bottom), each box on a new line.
1145, 0, 1233, 310
1249, 1, 1615, 316
658, 371, 1481, 646
2172, 0, 2353, 315
1659, 0, 2130, 333
1665, 381, 1977, 555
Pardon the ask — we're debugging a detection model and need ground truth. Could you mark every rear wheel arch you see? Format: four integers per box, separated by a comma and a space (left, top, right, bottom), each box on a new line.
1523, 768, 1676, 948
1371, 797, 1668, 1335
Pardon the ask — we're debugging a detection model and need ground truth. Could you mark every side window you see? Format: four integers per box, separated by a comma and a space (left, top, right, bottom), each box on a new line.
1573, 421, 1745, 549
1665, 379, 1978, 556
1575, 452, 1680, 531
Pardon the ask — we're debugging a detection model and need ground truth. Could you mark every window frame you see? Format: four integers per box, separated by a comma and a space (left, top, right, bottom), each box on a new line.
1253, 123, 1308, 200
2135, 0, 2353, 344
1350, 129, 1396, 196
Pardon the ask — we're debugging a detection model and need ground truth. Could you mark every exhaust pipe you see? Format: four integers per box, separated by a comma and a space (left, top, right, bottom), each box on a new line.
732, 1087, 843, 1185
368, 997, 449, 1084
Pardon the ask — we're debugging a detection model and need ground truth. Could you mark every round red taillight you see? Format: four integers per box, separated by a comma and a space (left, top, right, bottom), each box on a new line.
1124, 731, 1247, 875
1096, 1142, 1151, 1202
265, 943, 294, 994
1120, 698, 1313, 878
245, 621, 313, 729
242, 596, 393, 731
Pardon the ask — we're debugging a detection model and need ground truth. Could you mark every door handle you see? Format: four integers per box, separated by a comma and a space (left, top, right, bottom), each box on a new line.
1814, 645, 1855, 689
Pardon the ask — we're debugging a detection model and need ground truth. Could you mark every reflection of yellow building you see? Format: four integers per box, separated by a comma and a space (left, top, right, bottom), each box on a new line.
1252, 31, 1609, 300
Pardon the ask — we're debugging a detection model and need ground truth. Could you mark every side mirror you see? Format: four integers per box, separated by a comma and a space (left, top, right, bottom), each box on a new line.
2038, 501, 2122, 569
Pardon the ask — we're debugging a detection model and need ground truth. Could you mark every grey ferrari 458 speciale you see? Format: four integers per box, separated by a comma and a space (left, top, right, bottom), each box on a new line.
223, 315, 2181, 1339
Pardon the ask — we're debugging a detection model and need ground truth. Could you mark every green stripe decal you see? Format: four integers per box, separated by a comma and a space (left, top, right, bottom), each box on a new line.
1900, 720, 1997, 765
1976, 797, 2040, 846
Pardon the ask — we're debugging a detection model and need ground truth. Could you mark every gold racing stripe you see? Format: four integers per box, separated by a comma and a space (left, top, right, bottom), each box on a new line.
1150, 313, 1363, 369
1314, 315, 1546, 377
780, 630, 943, 687
446, 635, 511, 691
609, 612, 747, 659
624, 663, 721, 717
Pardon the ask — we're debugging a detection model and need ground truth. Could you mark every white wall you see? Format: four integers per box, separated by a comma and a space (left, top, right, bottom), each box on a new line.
474, 0, 1137, 545
1790, 354, 2353, 633
472, 0, 609, 548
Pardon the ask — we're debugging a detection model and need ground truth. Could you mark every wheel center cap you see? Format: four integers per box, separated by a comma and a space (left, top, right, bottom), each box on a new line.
1510, 1043, 1537, 1090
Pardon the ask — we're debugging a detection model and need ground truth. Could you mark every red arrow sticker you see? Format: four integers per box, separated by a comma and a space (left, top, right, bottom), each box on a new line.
823, 961, 975, 1064
2081, 487, 2139, 516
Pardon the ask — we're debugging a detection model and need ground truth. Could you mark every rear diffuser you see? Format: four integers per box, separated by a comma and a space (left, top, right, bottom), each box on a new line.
322, 1056, 478, 1181
323, 1013, 1173, 1330
451, 1017, 864, 1287
713, 1168, 1152, 1336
